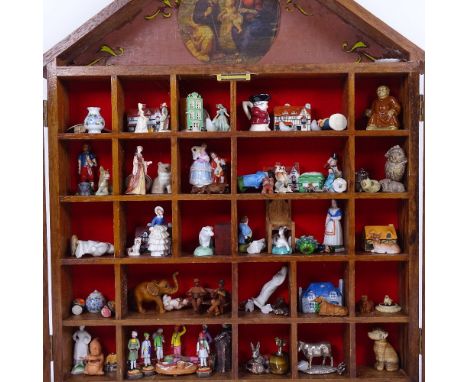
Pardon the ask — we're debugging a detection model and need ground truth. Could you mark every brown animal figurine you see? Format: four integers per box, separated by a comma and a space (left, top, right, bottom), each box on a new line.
357, 295, 375, 314
314, 297, 348, 316
134, 272, 179, 314
191, 183, 229, 194
84, 338, 105, 376
368, 328, 399, 372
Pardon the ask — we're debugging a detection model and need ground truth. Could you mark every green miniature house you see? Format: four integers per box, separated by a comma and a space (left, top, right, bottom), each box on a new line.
186, 92, 204, 131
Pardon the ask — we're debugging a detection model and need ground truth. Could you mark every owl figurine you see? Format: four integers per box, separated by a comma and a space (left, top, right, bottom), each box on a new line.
384, 145, 407, 182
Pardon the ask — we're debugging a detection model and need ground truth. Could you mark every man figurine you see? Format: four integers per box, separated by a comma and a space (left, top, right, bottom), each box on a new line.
243, 93, 271, 131
78, 144, 98, 192
187, 278, 208, 313
171, 325, 186, 358
366, 85, 401, 130
128, 331, 140, 370
160, 102, 170, 131
141, 333, 152, 367
153, 328, 165, 362
207, 279, 227, 316
196, 332, 210, 368
238, 216, 253, 247
201, 324, 213, 345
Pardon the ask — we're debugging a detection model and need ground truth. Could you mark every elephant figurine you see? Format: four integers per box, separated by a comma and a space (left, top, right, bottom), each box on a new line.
134, 272, 179, 314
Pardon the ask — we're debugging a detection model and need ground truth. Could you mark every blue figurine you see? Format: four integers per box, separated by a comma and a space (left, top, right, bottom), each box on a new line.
150, 206, 166, 226
238, 171, 268, 192
300, 280, 344, 313
323, 169, 335, 192
238, 216, 253, 252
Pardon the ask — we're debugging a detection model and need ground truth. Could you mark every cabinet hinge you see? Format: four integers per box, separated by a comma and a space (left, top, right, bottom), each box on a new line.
419, 94, 424, 122
216, 73, 251, 81
419, 328, 423, 354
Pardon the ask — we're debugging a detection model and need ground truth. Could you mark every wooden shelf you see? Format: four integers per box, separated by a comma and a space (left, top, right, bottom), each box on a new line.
354, 312, 409, 323
121, 310, 232, 325
60, 195, 116, 203
118, 132, 171, 140
64, 373, 118, 382
236, 131, 350, 138
356, 367, 410, 380
238, 310, 291, 324
58, 133, 116, 140
237, 254, 349, 262
63, 312, 115, 326
354, 253, 410, 262
354, 130, 410, 137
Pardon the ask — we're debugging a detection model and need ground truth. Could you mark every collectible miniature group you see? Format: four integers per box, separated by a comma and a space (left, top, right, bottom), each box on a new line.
190, 143, 229, 194
71, 290, 115, 318
238, 153, 347, 194
239, 199, 344, 256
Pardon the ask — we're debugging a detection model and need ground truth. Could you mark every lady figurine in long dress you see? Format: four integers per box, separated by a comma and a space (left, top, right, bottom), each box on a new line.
323, 199, 343, 247
125, 146, 152, 195
213, 104, 230, 131
134, 103, 149, 133
71, 325, 92, 374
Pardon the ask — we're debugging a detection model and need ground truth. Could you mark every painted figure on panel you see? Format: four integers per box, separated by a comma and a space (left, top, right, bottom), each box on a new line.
178, 0, 280, 64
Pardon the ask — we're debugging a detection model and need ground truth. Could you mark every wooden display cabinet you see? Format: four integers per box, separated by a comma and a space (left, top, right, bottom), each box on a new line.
44, 1, 423, 381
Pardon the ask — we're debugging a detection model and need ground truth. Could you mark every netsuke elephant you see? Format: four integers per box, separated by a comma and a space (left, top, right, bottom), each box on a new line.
134, 272, 179, 314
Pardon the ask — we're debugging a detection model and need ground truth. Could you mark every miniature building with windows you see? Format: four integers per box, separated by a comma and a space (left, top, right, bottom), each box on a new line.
274, 104, 312, 131
363, 224, 398, 251
186, 92, 204, 131
300, 280, 344, 313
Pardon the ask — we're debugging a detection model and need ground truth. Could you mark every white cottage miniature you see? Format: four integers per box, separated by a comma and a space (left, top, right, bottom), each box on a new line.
71, 326, 92, 375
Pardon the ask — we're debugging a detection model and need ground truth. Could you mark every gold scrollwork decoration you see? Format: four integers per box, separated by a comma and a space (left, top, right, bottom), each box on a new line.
342, 40, 377, 63
87, 45, 125, 66
145, 0, 180, 21
283, 0, 312, 16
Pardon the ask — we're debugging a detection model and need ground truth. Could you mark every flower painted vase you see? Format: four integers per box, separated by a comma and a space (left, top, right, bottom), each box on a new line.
86, 290, 106, 313
84, 107, 105, 134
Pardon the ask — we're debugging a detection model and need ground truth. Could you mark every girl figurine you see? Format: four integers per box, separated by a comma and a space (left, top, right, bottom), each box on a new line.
153, 328, 165, 362
190, 144, 212, 188
150, 206, 166, 226
141, 333, 152, 367
125, 146, 152, 195
212, 104, 230, 131
128, 331, 140, 370
323, 199, 343, 249
197, 332, 211, 368
134, 103, 149, 133
71, 325, 92, 375
171, 325, 187, 358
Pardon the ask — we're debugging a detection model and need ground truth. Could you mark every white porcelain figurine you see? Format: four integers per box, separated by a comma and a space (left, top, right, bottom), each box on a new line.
71, 235, 114, 258
252, 266, 288, 314
71, 326, 92, 375
135, 103, 149, 133
194, 226, 214, 256
323, 199, 343, 249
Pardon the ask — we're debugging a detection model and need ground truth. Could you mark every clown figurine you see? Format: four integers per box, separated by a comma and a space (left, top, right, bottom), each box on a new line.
242, 93, 271, 131
197, 332, 210, 368
77, 144, 98, 194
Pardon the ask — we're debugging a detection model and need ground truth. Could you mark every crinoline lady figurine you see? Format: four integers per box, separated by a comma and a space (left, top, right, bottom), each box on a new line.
134, 103, 149, 133
125, 145, 152, 195
71, 325, 92, 375
150, 206, 165, 226
213, 104, 230, 131
190, 144, 212, 188
323, 199, 343, 249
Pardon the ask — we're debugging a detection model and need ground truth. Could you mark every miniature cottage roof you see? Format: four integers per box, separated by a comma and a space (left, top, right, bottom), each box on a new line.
303, 282, 342, 297
43, 0, 424, 76
364, 225, 398, 240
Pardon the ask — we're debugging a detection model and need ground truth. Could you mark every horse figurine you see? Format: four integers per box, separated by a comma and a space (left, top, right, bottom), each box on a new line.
297, 341, 333, 370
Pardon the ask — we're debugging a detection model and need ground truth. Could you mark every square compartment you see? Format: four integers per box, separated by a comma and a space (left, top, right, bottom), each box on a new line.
179, 138, 231, 193
59, 78, 112, 133
237, 75, 347, 131
355, 74, 408, 131
124, 263, 232, 318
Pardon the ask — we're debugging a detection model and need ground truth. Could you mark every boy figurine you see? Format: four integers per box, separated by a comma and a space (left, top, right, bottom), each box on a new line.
171, 325, 186, 358
153, 328, 165, 362
141, 333, 152, 367
77, 144, 98, 192
197, 332, 210, 368
128, 331, 140, 370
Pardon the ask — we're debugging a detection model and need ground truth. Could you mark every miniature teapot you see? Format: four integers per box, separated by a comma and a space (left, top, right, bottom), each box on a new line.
242, 94, 271, 131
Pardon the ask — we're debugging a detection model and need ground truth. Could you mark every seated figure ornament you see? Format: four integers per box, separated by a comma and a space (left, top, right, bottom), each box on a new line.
71, 235, 114, 258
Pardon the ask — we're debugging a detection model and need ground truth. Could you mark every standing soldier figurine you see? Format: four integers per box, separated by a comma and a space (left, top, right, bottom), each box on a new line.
77, 144, 98, 194
141, 333, 152, 366
171, 325, 186, 358
153, 328, 165, 363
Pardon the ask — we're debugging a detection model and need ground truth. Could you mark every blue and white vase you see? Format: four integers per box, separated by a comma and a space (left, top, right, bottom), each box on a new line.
86, 290, 106, 313
84, 107, 105, 134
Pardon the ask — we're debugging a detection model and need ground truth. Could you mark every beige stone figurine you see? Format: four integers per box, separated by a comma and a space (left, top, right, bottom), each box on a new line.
368, 328, 399, 372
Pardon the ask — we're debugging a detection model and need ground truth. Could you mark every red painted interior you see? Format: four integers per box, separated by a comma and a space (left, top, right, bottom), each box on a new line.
356, 323, 402, 367
296, 262, 348, 308
297, 324, 347, 365
64, 79, 112, 131
355, 137, 407, 185
69, 326, 117, 358
122, 139, 171, 193
238, 263, 289, 305
69, 265, 115, 302
237, 77, 347, 131
355, 262, 401, 310
65, 140, 113, 195
237, 137, 348, 187
179, 201, 231, 253
123, 324, 225, 363
179, 138, 231, 193
123, 201, 172, 247
355, 75, 405, 130
179, 78, 231, 129
125, 263, 232, 313
122, 78, 171, 132
238, 324, 290, 365
355, 199, 402, 251
69, 203, 114, 249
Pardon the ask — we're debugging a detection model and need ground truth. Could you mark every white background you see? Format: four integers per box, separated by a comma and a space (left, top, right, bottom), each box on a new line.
0, 1, 464, 381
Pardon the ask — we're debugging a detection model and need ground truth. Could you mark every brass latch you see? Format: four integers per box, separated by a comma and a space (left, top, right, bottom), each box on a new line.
217, 73, 251, 81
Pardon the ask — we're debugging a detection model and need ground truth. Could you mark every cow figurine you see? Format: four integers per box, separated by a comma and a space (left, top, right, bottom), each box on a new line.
297, 341, 333, 371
